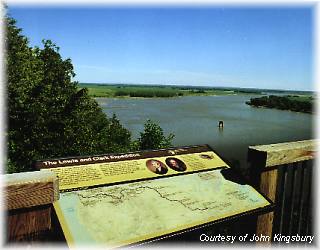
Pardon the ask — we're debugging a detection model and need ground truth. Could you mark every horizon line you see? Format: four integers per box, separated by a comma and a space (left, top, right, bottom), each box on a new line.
78, 82, 314, 93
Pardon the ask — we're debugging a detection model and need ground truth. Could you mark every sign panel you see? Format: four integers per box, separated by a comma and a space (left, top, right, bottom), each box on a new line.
37, 145, 228, 191
37, 145, 272, 247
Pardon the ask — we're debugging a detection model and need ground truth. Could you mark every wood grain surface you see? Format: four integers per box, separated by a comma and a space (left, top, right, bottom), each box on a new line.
4, 170, 59, 210
7, 205, 52, 241
249, 140, 316, 168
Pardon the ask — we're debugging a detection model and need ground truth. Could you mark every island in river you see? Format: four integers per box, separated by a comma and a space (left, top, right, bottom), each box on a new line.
246, 95, 313, 114
83, 83, 313, 172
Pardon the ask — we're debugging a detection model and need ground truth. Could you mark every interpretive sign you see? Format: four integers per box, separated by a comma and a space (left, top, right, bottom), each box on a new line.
36, 145, 272, 247
36, 145, 227, 191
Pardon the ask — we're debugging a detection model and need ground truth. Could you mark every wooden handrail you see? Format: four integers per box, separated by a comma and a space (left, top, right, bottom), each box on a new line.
248, 139, 316, 242
248, 139, 316, 168
5, 170, 59, 210
5, 170, 59, 241
5, 140, 316, 243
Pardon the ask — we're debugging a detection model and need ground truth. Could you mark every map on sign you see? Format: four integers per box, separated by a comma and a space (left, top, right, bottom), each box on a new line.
54, 169, 270, 247
40, 145, 271, 247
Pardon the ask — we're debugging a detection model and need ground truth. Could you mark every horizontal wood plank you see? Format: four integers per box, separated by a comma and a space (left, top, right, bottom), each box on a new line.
248, 140, 316, 168
5, 171, 59, 210
7, 205, 52, 241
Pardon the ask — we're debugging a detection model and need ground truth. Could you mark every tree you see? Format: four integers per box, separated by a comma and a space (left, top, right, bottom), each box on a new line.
7, 17, 45, 173
6, 16, 175, 173
105, 114, 132, 153
138, 120, 174, 150
6, 16, 132, 173
245, 95, 312, 113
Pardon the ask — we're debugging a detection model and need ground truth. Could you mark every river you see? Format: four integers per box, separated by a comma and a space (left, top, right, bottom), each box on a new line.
96, 95, 313, 171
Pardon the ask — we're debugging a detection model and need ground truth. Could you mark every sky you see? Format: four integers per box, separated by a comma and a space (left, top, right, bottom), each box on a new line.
7, 5, 314, 91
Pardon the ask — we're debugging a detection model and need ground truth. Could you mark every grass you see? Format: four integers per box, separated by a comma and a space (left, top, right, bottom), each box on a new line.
286, 95, 313, 102
78, 83, 256, 98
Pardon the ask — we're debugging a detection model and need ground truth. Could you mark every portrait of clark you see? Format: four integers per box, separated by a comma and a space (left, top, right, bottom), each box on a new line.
165, 157, 187, 172
146, 159, 168, 175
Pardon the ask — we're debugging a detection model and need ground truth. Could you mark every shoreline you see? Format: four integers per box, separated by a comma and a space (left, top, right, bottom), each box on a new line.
81, 84, 313, 100
79, 84, 264, 99
92, 94, 241, 99
90, 92, 250, 99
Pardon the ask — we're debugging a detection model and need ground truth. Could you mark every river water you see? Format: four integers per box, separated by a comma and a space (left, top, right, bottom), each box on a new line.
96, 95, 314, 171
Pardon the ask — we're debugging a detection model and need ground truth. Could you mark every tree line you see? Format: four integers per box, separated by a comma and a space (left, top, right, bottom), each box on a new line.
114, 89, 183, 98
246, 95, 313, 113
6, 16, 174, 173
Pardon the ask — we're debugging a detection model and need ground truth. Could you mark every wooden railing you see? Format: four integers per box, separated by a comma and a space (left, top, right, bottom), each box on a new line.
4, 139, 316, 244
248, 139, 316, 241
4, 171, 59, 242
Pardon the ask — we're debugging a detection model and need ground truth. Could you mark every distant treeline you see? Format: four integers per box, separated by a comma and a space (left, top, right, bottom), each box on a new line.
114, 89, 183, 98
246, 95, 313, 113
79, 83, 261, 98
82, 83, 314, 96
173, 86, 262, 94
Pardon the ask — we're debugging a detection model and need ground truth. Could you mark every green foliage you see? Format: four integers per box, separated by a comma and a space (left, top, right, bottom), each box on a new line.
6, 16, 132, 173
6, 16, 176, 173
138, 120, 174, 150
246, 95, 313, 113
114, 88, 181, 98
79, 83, 257, 98
106, 114, 132, 152
190, 89, 205, 94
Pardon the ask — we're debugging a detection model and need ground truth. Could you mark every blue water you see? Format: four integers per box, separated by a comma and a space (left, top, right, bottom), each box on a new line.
97, 95, 313, 170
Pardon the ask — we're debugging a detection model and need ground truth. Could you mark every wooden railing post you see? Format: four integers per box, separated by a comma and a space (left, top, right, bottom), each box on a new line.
4, 170, 59, 242
248, 139, 316, 242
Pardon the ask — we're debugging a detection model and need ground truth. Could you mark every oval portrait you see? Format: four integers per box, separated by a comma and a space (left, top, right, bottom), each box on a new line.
146, 159, 168, 175
165, 157, 187, 172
